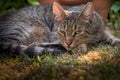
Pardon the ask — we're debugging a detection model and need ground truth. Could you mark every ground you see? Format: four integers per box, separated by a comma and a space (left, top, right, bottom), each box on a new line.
0, 30, 120, 80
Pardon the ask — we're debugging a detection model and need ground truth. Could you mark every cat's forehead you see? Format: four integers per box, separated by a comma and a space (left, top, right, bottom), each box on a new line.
55, 11, 84, 30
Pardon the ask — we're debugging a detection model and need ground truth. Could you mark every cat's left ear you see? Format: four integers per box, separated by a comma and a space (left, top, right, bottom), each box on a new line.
79, 2, 94, 23
53, 2, 67, 21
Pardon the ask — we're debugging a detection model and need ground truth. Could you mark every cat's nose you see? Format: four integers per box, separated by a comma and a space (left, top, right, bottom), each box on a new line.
65, 40, 72, 46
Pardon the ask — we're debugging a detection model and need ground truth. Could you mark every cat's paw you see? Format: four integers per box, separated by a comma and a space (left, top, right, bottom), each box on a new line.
107, 37, 120, 47
25, 46, 45, 57
72, 44, 87, 55
113, 40, 120, 49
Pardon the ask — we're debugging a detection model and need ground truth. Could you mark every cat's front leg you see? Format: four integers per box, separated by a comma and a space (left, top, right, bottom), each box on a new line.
25, 46, 63, 57
103, 29, 120, 47
38, 42, 61, 47
37, 41, 66, 50
72, 44, 87, 54
37, 40, 60, 46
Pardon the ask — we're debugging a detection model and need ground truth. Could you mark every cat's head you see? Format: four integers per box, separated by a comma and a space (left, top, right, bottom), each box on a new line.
53, 2, 95, 50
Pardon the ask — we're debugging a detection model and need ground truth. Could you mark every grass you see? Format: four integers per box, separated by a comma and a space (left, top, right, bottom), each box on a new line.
0, 30, 120, 80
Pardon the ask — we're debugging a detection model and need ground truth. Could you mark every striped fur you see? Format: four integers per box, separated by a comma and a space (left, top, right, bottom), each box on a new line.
0, 2, 119, 57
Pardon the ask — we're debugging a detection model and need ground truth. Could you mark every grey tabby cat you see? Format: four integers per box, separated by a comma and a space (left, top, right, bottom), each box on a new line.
0, 2, 119, 57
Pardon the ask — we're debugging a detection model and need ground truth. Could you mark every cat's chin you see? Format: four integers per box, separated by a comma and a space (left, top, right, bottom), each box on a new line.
64, 46, 74, 51
66, 48, 72, 51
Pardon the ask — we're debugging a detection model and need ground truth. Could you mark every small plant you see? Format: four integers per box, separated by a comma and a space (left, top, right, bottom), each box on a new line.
0, 0, 38, 16
107, 1, 120, 29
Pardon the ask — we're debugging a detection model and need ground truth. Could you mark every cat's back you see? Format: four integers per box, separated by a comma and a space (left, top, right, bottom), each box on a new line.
0, 4, 53, 44
0, 4, 53, 25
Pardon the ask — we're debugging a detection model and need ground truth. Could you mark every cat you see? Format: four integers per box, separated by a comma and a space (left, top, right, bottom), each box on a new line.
0, 2, 119, 57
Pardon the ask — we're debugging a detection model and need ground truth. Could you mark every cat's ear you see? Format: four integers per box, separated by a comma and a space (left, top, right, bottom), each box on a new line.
79, 2, 94, 23
53, 2, 66, 21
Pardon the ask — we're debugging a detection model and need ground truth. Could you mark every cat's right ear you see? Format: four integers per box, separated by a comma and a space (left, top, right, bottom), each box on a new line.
53, 2, 66, 21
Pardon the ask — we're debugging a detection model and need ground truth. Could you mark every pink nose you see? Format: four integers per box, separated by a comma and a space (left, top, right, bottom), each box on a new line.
65, 40, 72, 46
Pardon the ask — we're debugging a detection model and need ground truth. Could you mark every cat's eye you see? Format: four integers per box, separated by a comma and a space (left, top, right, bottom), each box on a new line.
59, 30, 66, 36
75, 31, 80, 34
73, 31, 80, 37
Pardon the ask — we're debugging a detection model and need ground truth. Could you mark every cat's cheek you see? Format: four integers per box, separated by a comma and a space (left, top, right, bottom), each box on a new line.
57, 36, 66, 48
69, 41, 76, 48
70, 39, 80, 47
61, 41, 67, 48
59, 42, 68, 50
59, 40, 70, 50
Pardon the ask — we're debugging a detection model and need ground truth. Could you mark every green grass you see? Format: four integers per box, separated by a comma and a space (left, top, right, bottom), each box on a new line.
0, 30, 120, 80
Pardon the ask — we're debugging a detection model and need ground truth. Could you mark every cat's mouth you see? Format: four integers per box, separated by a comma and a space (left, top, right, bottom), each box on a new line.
59, 38, 77, 51
65, 46, 73, 50
63, 43, 76, 51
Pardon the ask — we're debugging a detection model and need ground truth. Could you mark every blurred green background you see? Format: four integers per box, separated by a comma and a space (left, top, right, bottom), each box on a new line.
0, 0, 120, 29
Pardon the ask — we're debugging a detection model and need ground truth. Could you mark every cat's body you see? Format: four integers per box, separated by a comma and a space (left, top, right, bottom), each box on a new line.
0, 2, 119, 57
0, 4, 54, 44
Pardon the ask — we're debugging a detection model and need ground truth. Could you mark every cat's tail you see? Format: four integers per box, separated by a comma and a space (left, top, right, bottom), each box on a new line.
0, 42, 65, 57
